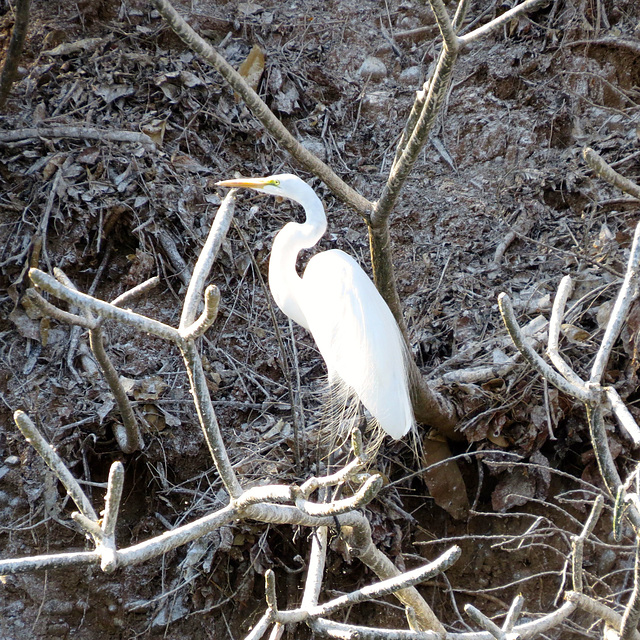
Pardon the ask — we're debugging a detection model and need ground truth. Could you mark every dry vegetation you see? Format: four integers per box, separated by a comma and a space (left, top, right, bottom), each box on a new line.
0, 0, 639, 638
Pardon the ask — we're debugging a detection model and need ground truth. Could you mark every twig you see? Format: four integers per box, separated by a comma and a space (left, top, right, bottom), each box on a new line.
502, 595, 524, 634
0, 126, 156, 149
180, 191, 235, 329
621, 539, 640, 640
590, 222, 640, 384
429, 0, 458, 51
179, 284, 221, 340
465, 604, 505, 639
13, 411, 98, 524
99, 461, 125, 573
546, 275, 586, 387
111, 276, 160, 307
271, 546, 460, 627
498, 293, 591, 402
245, 610, 275, 640
89, 325, 143, 453
36, 268, 144, 453
24, 288, 96, 330
605, 386, 640, 447
102, 461, 124, 540
0, 0, 30, 109
300, 526, 328, 611
340, 517, 447, 633
458, 0, 550, 45
571, 494, 604, 592
583, 147, 640, 201
29, 268, 181, 342
566, 591, 640, 640
180, 339, 243, 499
310, 600, 578, 638
294, 475, 383, 517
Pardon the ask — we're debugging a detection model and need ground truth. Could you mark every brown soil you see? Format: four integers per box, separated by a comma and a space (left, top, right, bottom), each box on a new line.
0, 0, 639, 638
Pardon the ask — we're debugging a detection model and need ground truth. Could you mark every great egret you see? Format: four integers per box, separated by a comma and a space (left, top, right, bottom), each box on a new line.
216, 174, 414, 440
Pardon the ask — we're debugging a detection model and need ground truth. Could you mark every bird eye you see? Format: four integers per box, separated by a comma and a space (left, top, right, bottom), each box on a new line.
269, 179, 280, 187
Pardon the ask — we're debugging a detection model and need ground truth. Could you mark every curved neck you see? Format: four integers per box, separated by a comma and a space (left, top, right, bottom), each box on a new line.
269, 190, 326, 330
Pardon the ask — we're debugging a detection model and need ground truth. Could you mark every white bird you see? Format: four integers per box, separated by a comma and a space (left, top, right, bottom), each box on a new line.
216, 174, 414, 440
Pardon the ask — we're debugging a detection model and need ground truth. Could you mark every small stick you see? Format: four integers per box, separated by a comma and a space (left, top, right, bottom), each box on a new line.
502, 594, 525, 633
89, 326, 143, 453
465, 603, 505, 639
180, 192, 234, 329
150, 0, 371, 217
29, 268, 181, 343
498, 293, 591, 403
459, 0, 550, 45
102, 461, 124, 539
547, 275, 586, 387
621, 540, 640, 640
566, 591, 640, 640
590, 222, 640, 384
294, 475, 383, 517
584, 147, 640, 200
605, 386, 640, 447
14, 411, 98, 523
24, 288, 96, 330
179, 284, 221, 340
111, 276, 160, 308
0, 126, 155, 149
571, 494, 604, 592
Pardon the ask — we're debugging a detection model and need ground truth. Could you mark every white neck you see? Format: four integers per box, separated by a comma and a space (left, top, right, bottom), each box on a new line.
268, 189, 326, 330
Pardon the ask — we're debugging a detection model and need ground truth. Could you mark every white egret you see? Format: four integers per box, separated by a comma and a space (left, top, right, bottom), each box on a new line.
216, 174, 414, 440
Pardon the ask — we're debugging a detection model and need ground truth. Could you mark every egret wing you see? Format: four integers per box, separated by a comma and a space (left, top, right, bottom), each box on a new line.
301, 249, 413, 439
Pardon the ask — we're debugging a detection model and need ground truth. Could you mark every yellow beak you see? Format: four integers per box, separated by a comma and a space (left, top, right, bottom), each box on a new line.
216, 177, 272, 189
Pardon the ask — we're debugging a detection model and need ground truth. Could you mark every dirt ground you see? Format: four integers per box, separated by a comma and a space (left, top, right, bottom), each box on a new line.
0, 0, 639, 638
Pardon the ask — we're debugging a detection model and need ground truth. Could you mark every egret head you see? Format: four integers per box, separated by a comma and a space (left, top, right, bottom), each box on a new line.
216, 173, 314, 204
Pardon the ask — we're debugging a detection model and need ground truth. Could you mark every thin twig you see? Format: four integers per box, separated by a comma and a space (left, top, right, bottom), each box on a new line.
0, 126, 155, 149
180, 191, 235, 329
13, 411, 98, 524
605, 386, 640, 447
590, 222, 640, 384
300, 526, 328, 610
180, 340, 243, 499
502, 595, 524, 633
465, 604, 505, 639
24, 288, 96, 329
458, 0, 550, 45
498, 293, 591, 403
547, 275, 586, 387
29, 268, 181, 342
271, 546, 460, 627
584, 147, 640, 201
621, 540, 640, 640
294, 475, 383, 517
89, 325, 143, 453
566, 591, 640, 640
111, 276, 160, 307
571, 494, 604, 592
179, 284, 221, 340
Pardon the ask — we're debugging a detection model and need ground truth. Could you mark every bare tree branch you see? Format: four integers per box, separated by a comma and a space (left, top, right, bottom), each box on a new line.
0, 0, 30, 109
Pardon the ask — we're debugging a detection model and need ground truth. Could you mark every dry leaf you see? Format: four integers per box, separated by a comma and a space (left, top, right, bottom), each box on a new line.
142, 119, 167, 147
236, 44, 265, 100
561, 323, 590, 344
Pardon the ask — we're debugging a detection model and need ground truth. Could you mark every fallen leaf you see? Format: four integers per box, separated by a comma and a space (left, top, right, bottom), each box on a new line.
236, 44, 265, 100
142, 119, 167, 147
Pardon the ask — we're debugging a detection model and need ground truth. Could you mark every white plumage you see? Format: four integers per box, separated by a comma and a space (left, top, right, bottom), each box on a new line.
216, 173, 414, 440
